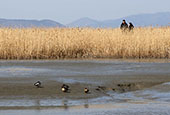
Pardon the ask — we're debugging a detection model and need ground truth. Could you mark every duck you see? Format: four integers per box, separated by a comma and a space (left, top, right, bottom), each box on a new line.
95, 86, 106, 91
62, 84, 69, 89
84, 88, 89, 94
34, 81, 42, 88
61, 84, 69, 92
61, 87, 68, 92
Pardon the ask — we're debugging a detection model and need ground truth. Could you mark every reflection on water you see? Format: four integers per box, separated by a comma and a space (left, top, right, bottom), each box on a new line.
1, 102, 170, 115
34, 99, 41, 109
62, 100, 69, 110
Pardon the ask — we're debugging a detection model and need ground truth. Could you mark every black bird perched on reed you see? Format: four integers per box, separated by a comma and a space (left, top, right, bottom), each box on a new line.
34, 81, 42, 88
61, 84, 70, 92
84, 88, 90, 94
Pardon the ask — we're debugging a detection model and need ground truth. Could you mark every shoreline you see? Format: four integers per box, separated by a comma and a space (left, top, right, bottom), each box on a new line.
0, 74, 169, 99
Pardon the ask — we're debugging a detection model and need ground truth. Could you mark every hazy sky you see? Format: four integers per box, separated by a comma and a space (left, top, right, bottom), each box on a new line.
0, 0, 170, 24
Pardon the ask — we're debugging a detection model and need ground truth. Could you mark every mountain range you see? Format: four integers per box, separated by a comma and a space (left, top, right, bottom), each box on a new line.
0, 19, 65, 28
67, 12, 170, 28
0, 12, 170, 28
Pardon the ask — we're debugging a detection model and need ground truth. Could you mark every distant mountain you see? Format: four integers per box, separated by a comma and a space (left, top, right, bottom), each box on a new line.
0, 19, 65, 28
1, 12, 170, 28
67, 17, 100, 28
67, 12, 170, 28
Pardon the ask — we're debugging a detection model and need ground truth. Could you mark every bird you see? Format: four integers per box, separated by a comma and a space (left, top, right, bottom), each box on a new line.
84, 88, 90, 94
34, 81, 42, 88
62, 84, 69, 89
61, 84, 69, 92
95, 86, 106, 91
112, 88, 116, 91
95, 88, 101, 91
98, 86, 106, 90
61, 87, 68, 92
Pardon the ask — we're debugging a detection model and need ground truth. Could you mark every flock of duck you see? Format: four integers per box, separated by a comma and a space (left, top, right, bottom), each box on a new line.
34, 81, 90, 94
34, 81, 134, 94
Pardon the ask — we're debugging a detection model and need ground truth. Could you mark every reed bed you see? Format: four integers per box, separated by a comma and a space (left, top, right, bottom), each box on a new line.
0, 27, 169, 59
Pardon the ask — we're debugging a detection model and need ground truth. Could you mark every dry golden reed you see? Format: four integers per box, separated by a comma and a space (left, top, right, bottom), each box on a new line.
0, 27, 169, 59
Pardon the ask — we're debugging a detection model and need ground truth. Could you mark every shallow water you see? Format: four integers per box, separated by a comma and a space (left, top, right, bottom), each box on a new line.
0, 59, 170, 82
0, 59, 170, 115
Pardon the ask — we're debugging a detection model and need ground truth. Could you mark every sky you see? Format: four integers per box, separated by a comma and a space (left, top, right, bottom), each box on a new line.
0, 0, 170, 24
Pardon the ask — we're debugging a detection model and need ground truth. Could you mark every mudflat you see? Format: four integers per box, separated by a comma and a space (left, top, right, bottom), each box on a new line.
0, 59, 170, 114
0, 74, 170, 100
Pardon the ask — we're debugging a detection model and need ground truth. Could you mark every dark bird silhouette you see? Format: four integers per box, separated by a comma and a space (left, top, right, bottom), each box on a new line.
62, 84, 69, 89
34, 81, 42, 88
61, 84, 70, 92
95, 86, 106, 92
95, 88, 101, 91
84, 88, 90, 94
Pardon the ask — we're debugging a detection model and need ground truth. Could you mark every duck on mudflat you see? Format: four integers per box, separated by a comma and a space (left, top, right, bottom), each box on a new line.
61, 84, 70, 92
84, 88, 90, 94
34, 81, 42, 88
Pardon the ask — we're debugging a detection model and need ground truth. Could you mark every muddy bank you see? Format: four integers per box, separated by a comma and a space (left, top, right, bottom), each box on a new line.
0, 74, 170, 100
